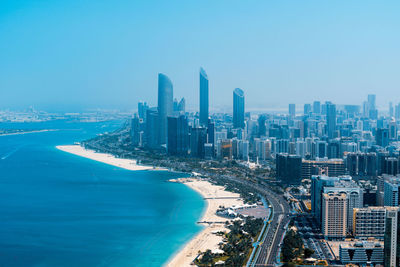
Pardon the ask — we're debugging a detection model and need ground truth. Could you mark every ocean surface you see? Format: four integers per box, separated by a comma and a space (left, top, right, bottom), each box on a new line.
0, 120, 205, 267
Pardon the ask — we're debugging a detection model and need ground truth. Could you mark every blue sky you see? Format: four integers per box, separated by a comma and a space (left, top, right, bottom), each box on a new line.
1, 0, 399, 111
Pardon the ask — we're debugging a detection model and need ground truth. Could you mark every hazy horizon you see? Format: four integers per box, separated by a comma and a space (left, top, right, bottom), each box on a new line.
1, 0, 400, 111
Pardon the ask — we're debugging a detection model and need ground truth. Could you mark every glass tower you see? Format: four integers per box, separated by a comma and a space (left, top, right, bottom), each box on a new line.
199, 68, 209, 126
158, 73, 173, 145
233, 88, 245, 129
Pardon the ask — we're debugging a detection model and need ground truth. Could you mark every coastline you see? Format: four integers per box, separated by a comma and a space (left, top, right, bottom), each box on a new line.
56, 145, 160, 171
56, 145, 245, 266
165, 178, 245, 267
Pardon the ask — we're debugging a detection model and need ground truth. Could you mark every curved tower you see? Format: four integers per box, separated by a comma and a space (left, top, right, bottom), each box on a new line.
158, 73, 173, 145
199, 68, 209, 126
233, 88, 245, 129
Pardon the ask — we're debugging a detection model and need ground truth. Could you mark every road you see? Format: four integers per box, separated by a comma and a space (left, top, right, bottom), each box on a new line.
208, 174, 291, 267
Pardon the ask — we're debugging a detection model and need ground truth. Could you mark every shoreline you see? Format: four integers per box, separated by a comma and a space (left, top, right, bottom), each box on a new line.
165, 178, 245, 267
56, 145, 246, 266
56, 145, 164, 171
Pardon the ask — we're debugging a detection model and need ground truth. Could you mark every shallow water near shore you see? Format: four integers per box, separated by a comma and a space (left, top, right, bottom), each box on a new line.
0, 120, 205, 267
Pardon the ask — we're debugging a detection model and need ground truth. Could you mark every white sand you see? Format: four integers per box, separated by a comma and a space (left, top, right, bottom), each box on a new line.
56, 145, 156, 171
166, 178, 245, 267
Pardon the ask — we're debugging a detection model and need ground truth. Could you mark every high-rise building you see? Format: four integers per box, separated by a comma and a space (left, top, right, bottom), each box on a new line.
167, 115, 189, 156
233, 88, 245, 129
199, 68, 209, 125
384, 207, 400, 267
289, 104, 295, 118
276, 153, 302, 184
368, 94, 378, 119
158, 73, 173, 145
190, 127, 207, 158
138, 101, 149, 120
313, 101, 321, 114
384, 178, 400, 206
322, 192, 347, 240
376, 128, 389, 147
311, 175, 339, 223
323, 176, 363, 233
301, 159, 345, 179
326, 101, 336, 139
258, 115, 267, 137
145, 108, 159, 149
353, 207, 386, 239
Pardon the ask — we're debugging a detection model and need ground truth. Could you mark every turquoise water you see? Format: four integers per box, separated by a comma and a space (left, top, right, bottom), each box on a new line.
0, 120, 204, 267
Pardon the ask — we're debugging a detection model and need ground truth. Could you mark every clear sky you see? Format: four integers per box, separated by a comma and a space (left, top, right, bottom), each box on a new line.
1, 0, 399, 112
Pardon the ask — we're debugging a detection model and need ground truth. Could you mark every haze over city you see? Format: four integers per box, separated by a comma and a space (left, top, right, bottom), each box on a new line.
1, 0, 400, 111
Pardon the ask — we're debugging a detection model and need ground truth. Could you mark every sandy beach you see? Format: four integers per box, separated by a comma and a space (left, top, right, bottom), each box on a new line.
56, 145, 156, 171
166, 178, 245, 267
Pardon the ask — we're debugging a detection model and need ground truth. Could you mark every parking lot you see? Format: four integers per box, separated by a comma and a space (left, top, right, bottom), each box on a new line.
293, 214, 335, 262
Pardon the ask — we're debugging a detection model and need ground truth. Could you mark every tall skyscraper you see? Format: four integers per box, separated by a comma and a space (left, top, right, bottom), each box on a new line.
138, 101, 149, 120
384, 207, 400, 267
158, 73, 173, 145
289, 104, 295, 118
145, 108, 159, 149
233, 88, 245, 129
313, 101, 321, 114
199, 68, 209, 126
326, 101, 336, 139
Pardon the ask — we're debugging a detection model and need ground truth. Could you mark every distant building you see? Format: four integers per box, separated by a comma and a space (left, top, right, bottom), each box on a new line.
158, 73, 174, 145
233, 88, 245, 129
326, 101, 336, 139
145, 108, 159, 149
384, 177, 400, 206
313, 101, 321, 114
199, 68, 209, 126
138, 101, 149, 120
376, 128, 389, 147
346, 152, 377, 177
220, 139, 233, 159
289, 103, 295, 118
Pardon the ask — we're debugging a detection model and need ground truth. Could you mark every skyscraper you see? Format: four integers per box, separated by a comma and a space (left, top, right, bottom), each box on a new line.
384, 207, 400, 267
326, 101, 336, 139
289, 104, 295, 118
158, 73, 173, 145
199, 68, 209, 126
313, 101, 321, 114
233, 88, 245, 129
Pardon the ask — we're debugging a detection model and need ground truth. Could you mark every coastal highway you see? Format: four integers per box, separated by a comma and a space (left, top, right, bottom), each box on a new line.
251, 182, 291, 267
206, 173, 291, 267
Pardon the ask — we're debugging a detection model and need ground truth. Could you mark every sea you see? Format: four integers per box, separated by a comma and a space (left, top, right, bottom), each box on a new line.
0, 120, 205, 267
